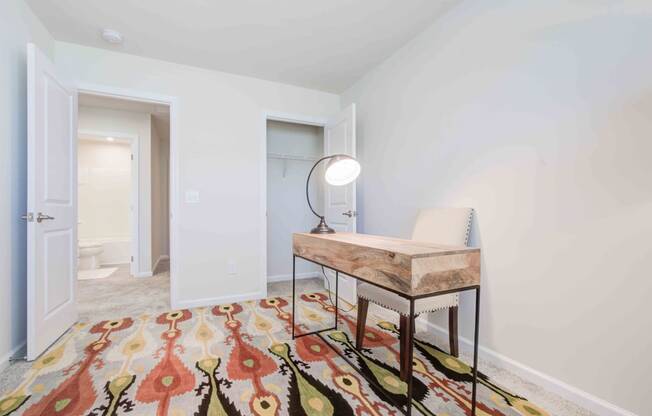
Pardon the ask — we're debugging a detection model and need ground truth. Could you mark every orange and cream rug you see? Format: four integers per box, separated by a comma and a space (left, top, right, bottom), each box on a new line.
0, 292, 547, 415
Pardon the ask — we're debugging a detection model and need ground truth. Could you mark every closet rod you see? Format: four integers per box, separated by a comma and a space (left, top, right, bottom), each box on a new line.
267, 152, 318, 162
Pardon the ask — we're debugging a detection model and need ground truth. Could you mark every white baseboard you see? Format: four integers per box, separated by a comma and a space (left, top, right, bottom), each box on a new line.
417, 318, 638, 416
152, 255, 170, 274
135, 255, 170, 278
0, 341, 26, 372
267, 271, 320, 283
172, 290, 266, 310
99, 261, 129, 267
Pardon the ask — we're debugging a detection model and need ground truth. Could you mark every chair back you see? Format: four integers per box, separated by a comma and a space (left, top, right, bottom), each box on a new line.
411, 208, 473, 246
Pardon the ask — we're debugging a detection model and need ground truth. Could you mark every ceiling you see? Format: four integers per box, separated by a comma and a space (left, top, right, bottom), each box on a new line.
26, 0, 458, 92
79, 93, 169, 115
78, 132, 132, 144
79, 93, 170, 136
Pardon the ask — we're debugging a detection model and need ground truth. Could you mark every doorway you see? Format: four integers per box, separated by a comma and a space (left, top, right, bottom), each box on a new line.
263, 106, 358, 305
266, 120, 325, 283
75, 92, 172, 320
25, 44, 181, 360
77, 130, 136, 279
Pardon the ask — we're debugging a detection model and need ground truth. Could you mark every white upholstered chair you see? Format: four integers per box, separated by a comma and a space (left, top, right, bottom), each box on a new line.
355, 207, 474, 379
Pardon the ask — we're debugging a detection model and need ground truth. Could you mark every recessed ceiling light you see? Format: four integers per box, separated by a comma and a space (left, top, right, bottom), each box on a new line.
101, 29, 123, 45
106, 136, 115, 142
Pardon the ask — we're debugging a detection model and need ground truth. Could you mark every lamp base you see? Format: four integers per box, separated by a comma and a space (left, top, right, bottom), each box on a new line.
310, 217, 335, 234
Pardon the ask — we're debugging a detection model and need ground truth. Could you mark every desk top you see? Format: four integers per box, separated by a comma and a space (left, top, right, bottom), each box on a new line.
294, 232, 478, 258
293, 232, 480, 297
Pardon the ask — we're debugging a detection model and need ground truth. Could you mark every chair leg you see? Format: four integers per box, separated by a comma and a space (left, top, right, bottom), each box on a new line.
449, 306, 459, 357
399, 314, 412, 381
356, 297, 369, 350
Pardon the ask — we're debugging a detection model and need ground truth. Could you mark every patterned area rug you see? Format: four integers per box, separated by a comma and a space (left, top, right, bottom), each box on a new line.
0, 292, 548, 415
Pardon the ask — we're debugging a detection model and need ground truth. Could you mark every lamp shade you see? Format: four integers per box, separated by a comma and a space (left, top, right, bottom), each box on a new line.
324, 155, 361, 186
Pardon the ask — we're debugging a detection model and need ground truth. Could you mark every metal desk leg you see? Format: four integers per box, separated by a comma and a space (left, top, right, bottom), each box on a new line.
471, 287, 481, 415
334, 271, 339, 329
406, 299, 415, 415
292, 254, 296, 340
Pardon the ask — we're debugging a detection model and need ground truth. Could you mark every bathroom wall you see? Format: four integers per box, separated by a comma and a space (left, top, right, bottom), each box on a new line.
151, 115, 170, 272
78, 139, 131, 264
78, 105, 153, 274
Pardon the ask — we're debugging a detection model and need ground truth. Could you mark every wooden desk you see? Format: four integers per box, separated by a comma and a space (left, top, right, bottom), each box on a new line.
292, 232, 481, 416
293, 232, 480, 297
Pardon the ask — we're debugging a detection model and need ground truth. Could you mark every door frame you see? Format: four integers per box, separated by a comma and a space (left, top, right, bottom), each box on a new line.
77, 128, 140, 276
261, 111, 329, 294
77, 83, 181, 308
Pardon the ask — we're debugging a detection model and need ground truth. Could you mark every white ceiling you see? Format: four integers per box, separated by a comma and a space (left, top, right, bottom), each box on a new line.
79, 93, 169, 115
79, 93, 170, 131
26, 0, 458, 92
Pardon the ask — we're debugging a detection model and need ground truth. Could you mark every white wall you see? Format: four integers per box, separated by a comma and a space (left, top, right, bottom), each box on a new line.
55, 42, 340, 306
0, 0, 54, 369
78, 106, 153, 274
78, 139, 131, 240
151, 115, 170, 270
342, 1, 652, 415
267, 120, 323, 279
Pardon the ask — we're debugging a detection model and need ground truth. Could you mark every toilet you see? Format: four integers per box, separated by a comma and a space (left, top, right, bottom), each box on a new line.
78, 241, 104, 270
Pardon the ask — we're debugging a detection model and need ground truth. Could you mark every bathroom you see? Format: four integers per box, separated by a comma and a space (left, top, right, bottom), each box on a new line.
77, 131, 132, 279
77, 93, 170, 284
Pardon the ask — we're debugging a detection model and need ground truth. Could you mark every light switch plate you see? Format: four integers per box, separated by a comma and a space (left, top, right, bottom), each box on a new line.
185, 190, 200, 204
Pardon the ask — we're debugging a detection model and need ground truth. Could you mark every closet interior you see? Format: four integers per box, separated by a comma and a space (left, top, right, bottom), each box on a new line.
266, 120, 325, 283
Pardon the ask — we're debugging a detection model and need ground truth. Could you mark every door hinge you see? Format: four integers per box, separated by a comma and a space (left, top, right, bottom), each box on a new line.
131, 256, 134, 262
131, 154, 134, 161
21, 213, 34, 222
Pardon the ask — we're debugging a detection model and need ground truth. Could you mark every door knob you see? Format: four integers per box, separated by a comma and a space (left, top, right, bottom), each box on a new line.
341, 210, 356, 218
36, 212, 55, 223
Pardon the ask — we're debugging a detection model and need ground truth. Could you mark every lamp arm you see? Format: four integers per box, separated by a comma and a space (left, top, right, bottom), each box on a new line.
305, 155, 337, 219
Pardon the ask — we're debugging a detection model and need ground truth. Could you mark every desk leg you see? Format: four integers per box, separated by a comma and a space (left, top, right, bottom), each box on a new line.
334, 271, 339, 329
406, 299, 415, 415
292, 254, 296, 340
471, 287, 481, 415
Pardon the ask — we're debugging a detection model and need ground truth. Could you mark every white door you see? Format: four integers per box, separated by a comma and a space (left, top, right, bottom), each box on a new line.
323, 104, 357, 304
26, 43, 78, 360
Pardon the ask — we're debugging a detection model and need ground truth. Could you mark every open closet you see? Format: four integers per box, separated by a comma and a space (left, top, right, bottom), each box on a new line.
266, 120, 324, 283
